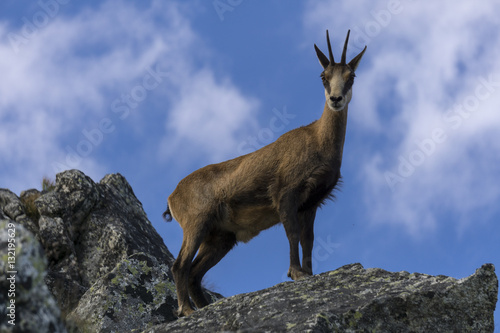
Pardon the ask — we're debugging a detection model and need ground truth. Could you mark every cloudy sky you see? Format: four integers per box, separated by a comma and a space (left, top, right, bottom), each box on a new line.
1, 0, 499, 322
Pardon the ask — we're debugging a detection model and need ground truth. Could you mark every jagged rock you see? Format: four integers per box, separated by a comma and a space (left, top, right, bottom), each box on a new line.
146, 263, 498, 333
65, 251, 221, 332
0, 216, 66, 332
66, 252, 178, 332
1, 170, 187, 332
31, 170, 176, 319
1, 188, 39, 236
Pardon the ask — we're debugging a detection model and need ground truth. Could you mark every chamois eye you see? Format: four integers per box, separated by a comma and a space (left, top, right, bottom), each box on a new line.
346, 74, 355, 85
320, 73, 328, 86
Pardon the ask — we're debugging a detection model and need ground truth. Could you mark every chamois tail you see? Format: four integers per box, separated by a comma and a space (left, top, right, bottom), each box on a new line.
162, 204, 173, 222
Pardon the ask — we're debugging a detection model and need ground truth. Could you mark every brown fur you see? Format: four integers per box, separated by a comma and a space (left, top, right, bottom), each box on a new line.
164, 30, 366, 317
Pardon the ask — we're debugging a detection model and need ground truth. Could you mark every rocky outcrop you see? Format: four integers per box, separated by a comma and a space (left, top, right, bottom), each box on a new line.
66, 252, 178, 332
0, 170, 189, 332
33, 171, 177, 321
147, 263, 498, 333
1, 170, 498, 332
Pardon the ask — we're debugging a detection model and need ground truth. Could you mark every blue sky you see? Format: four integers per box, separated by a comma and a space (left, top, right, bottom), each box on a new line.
1, 0, 499, 324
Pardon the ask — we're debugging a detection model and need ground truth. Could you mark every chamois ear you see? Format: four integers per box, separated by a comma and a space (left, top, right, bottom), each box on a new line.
314, 44, 330, 69
348, 45, 367, 71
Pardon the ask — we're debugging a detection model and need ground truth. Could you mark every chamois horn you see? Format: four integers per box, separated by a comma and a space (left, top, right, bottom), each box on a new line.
326, 30, 334, 64
341, 30, 350, 65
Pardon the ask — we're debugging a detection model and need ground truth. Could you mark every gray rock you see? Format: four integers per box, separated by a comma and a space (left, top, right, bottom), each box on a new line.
146, 263, 498, 333
66, 252, 178, 332
0, 215, 67, 332
1, 188, 39, 236
2, 170, 184, 332
0, 189, 27, 221
31, 170, 176, 319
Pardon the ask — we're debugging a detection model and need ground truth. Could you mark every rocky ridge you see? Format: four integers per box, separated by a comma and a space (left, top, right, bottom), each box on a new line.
147, 263, 497, 332
0, 170, 203, 332
0, 169, 498, 332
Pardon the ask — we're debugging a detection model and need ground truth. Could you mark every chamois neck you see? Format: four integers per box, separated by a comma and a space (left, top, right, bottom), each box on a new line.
315, 102, 348, 164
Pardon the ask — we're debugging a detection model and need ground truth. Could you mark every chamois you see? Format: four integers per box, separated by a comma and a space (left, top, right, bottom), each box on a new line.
164, 30, 366, 317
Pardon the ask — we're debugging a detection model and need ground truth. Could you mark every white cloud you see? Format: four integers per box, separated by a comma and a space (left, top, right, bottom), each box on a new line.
161, 69, 259, 163
0, 1, 177, 191
0, 0, 259, 193
304, 0, 500, 236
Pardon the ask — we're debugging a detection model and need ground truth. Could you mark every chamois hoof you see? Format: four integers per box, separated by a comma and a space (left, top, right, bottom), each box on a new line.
176, 306, 195, 318
288, 267, 311, 281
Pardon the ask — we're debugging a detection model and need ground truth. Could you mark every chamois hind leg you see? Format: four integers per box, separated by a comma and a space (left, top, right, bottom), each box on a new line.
299, 208, 316, 276
188, 229, 237, 309
171, 222, 209, 317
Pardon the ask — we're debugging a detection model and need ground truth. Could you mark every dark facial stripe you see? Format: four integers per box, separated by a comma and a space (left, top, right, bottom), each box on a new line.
342, 76, 354, 95
321, 72, 331, 94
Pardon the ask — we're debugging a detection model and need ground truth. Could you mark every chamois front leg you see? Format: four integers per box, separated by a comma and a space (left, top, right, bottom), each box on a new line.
280, 203, 310, 281
299, 209, 316, 276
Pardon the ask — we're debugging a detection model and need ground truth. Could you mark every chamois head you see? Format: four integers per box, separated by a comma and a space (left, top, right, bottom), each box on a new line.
314, 30, 367, 111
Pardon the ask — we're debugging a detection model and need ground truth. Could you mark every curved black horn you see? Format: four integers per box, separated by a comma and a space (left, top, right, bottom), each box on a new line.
341, 30, 350, 65
326, 30, 334, 64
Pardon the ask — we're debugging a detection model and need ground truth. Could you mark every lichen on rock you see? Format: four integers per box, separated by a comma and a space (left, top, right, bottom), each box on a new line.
146, 263, 498, 333
66, 252, 178, 332
1, 170, 183, 332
